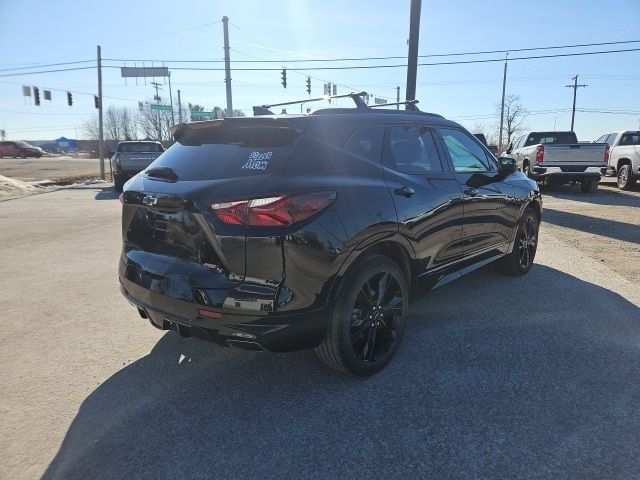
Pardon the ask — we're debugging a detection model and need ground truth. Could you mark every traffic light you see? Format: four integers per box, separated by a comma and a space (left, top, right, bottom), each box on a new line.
33, 87, 40, 106
94, 95, 100, 109
306, 76, 311, 95
67, 91, 73, 106
281, 68, 287, 89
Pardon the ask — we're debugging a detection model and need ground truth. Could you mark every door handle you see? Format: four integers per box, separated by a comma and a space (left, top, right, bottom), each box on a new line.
394, 186, 415, 198
464, 188, 479, 197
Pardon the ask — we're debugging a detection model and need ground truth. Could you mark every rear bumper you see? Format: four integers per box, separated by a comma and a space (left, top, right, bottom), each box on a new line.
118, 256, 328, 352
530, 166, 604, 182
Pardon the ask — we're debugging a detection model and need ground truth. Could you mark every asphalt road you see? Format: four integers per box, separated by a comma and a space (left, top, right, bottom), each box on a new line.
1, 185, 639, 480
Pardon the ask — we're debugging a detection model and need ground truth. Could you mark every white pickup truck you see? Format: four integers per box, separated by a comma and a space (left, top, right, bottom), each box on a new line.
595, 130, 640, 190
504, 131, 608, 193
111, 141, 165, 192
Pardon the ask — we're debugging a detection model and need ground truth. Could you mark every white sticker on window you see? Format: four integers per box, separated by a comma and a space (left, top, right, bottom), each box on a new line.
242, 151, 272, 171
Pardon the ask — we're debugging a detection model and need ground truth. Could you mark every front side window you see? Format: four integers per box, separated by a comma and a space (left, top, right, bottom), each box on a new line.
386, 125, 443, 174
439, 128, 494, 173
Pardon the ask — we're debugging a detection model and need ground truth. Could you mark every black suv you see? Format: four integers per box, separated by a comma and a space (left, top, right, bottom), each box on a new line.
119, 94, 541, 376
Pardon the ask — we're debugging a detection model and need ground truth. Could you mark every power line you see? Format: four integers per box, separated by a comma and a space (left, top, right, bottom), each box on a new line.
101, 47, 640, 72
0, 60, 95, 73
0, 66, 96, 78
102, 39, 640, 64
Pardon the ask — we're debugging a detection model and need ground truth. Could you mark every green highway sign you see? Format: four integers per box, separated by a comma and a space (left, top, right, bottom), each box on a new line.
150, 104, 172, 111
191, 110, 215, 119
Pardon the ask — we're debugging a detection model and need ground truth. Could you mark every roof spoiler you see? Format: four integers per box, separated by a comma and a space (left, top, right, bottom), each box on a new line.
170, 116, 308, 143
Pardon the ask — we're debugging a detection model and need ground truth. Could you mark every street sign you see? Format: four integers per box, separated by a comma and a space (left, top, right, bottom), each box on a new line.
150, 104, 172, 111
191, 111, 215, 120
121, 67, 169, 78
374, 98, 387, 105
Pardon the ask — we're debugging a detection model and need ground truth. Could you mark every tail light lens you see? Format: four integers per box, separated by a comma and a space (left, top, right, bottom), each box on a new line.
603, 143, 610, 164
212, 192, 336, 227
536, 145, 544, 163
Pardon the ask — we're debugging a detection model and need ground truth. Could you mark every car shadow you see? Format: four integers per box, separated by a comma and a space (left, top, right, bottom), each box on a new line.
543, 208, 640, 244
42, 265, 640, 479
93, 186, 118, 201
542, 183, 640, 207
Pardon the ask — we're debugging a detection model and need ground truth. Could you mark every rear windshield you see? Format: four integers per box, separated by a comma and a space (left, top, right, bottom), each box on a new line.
620, 132, 640, 146
524, 132, 577, 146
117, 142, 164, 153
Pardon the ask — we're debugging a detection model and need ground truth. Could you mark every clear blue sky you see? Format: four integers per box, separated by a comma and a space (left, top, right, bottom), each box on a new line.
1, 0, 639, 142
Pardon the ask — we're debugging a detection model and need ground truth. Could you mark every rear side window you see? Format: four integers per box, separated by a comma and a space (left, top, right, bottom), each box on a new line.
118, 143, 164, 153
524, 132, 577, 146
342, 125, 384, 162
594, 134, 610, 143
439, 128, 495, 173
385, 125, 443, 174
619, 133, 640, 145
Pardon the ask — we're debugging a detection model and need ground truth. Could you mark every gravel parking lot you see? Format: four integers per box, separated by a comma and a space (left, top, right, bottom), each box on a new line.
1, 183, 639, 479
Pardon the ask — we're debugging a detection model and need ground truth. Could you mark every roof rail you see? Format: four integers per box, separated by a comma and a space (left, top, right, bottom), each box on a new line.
369, 99, 420, 111
253, 91, 369, 116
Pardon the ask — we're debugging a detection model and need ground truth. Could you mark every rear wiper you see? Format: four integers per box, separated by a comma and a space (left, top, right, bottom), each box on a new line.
144, 166, 178, 182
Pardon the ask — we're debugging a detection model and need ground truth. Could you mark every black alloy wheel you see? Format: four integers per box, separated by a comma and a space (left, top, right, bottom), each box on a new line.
496, 208, 539, 276
518, 216, 538, 270
349, 271, 403, 363
316, 254, 408, 376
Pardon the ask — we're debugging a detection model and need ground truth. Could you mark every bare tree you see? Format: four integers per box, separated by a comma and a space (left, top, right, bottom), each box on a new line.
138, 100, 173, 141
118, 107, 137, 140
471, 121, 498, 146
496, 95, 528, 152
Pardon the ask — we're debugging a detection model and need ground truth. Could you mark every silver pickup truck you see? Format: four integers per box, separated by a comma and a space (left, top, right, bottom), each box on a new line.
595, 130, 640, 190
111, 141, 165, 192
505, 131, 608, 192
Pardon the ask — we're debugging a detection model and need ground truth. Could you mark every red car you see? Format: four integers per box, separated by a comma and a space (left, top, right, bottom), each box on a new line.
0, 141, 43, 158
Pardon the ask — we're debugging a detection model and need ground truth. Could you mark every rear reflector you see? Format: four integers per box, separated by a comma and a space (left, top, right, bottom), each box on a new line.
212, 192, 336, 227
198, 308, 222, 319
604, 143, 610, 164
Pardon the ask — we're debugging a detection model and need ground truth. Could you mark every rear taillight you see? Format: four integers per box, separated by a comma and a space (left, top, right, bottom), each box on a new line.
211, 192, 336, 227
603, 143, 610, 164
536, 145, 544, 163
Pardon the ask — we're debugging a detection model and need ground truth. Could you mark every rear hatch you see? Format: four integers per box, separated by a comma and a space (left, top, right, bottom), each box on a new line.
121, 116, 311, 295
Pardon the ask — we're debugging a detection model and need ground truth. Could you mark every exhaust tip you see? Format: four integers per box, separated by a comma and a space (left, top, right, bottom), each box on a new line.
226, 339, 263, 351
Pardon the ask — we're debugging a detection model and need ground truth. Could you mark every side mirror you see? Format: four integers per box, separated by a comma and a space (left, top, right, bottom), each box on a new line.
505, 143, 513, 154
498, 156, 517, 174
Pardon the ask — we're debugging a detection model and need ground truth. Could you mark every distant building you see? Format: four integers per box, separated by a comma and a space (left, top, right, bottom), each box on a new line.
55, 136, 77, 151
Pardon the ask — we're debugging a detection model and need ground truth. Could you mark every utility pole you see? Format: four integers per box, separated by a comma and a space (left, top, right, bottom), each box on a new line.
97, 45, 104, 180
177, 89, 182, 123
405, 0, 421, 108
151, 82, 162, 104
222, 16, 233, 117
565, 74, 587, 131
498, 53, 508, 153
396, 86, 400, 110
167, 71, 175, 125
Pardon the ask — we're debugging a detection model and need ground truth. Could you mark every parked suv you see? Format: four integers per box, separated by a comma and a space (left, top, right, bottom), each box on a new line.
0, 141, 43, 158
119, 96, 542, 376
111, 141, 164, 192
595, 131, 640, 190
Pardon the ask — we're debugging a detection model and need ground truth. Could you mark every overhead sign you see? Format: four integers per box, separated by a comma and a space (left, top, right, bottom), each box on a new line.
121, 66, 169, 78
374, 98, 387, 105
150, 104, 172, 111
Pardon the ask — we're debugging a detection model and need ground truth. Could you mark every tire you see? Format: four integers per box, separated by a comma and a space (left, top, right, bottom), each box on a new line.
19, 152, 26, 158
523, 163, 531, 178
497, 208, 539, 276
580, 178, 598, 193
113, 173, 124, 192
617, 164, 634, 191
315, 254, 409, 376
